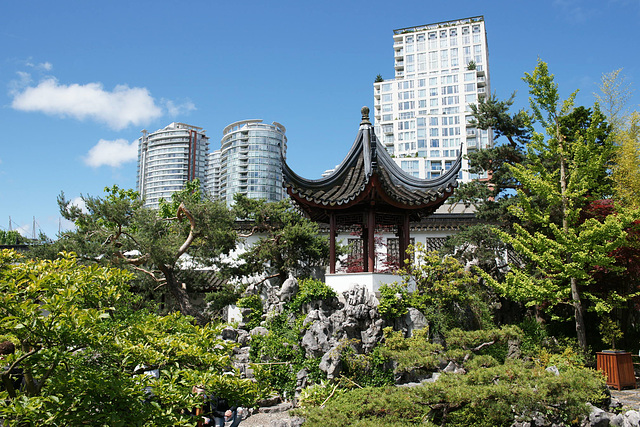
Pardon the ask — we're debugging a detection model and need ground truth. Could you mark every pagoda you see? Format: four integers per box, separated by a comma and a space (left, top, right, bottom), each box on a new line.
282, 107, 461, 276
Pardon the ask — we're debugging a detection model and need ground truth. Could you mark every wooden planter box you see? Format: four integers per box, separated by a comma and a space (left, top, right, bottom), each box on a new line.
596, 351, 637, 390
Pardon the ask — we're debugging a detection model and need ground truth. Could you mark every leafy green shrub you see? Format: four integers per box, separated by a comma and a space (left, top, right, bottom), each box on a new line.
377, 283, 410, 320
288, 278, 337, 313
249, 311, 326, 397
236, 294, 263, 329
517, 316, 549, 357
296, 359, 607, 427
391, 245, 494, 336
247, 279, 338, 398
339, 342, 395, 387
378, 327, 443, 374
298, 380, 345, 408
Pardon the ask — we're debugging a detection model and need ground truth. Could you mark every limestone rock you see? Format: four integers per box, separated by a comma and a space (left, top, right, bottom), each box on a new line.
319, 346, 343, 379
545, 365, 560, 376
250, 326, 269, 337
587, 403, 611, 427
221, 326, 238, 341
623, 410, 640, 427
278, 276, 298, 303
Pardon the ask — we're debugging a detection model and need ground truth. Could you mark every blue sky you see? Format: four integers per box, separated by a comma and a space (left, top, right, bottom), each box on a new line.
1, 0, 639, 239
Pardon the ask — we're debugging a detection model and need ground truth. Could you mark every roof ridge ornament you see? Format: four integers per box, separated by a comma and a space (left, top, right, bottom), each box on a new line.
360, 106, 371, 125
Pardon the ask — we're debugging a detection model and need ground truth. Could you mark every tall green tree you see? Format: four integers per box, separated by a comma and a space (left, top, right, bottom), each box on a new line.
482, 60, 626, 350
595, 69, 640, 208
226, 194, 330, 286
55, 181, 237, 321
445, 93, 533, 278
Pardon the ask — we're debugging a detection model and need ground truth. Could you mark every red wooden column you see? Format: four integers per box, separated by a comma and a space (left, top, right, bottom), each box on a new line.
329, 213, 336, 274
398, 214, 411, 268
367, 209, 376, 272
361, 221, 369, 272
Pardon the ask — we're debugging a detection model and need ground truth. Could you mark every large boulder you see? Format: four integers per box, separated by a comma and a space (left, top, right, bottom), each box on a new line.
278, 276, 298, 303
393, 307, 428, 338
299, 285, 385, 377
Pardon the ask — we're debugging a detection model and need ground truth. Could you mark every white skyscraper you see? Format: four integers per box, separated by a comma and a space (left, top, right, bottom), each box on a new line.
207, 119, 287, 205
373, 16, 492, 182
136, 122, 209, 209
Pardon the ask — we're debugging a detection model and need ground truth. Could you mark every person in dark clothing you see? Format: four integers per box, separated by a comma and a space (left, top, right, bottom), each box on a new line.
205, 393, 241, 427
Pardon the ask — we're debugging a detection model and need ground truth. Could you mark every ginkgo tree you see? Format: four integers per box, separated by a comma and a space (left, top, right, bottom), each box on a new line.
481, 60, 635, 351
0, 249, 258, 426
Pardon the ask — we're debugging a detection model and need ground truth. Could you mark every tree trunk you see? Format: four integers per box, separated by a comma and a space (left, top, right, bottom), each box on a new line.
570, 277, 587, 350
160, 265, 205, 323
559, 129, 587, 351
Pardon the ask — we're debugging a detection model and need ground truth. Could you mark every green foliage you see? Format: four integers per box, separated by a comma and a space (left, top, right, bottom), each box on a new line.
474, 60, 631, 350
337, 341, 395, 388
288, 278, 337, 313
599, 317, 624, 349
53, 182, 237, 321
517, 317, 550, 357
379, 328, 443, 374
377, 283, 411, 320
296, 359, 607, 427
395, 244, 493, 335
204, 282, 241, 315
612, 111, 640, 207
534, 345, 586, 372
0, 230, 24, 245
249, 311, 307, 397
247, 278, 340, 397
236, 294, 263, 330
379, 326, 522, 374
228, 194, 330, 285
0, 249, 257, 426
298, 380, 345, 408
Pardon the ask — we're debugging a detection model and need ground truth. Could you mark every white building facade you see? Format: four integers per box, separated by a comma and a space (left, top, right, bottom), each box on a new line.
373, 16, 492, 182
209, 120, 287, 205
136, 122, 209, 209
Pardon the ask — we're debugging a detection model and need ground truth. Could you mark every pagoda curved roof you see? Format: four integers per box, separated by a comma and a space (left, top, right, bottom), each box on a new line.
282, 107, 461, 222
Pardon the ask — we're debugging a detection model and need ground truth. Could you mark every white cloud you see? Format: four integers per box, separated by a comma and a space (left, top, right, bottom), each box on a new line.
164, 99, 196, 117
14, 224, 30, 238
8, 71, 33, 95
11, 78, 163, 130
84, 138, 138, 168
70, 197, 88, 213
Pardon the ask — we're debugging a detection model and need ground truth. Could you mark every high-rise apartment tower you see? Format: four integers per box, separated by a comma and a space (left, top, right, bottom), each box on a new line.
136, 122, 209, 209
207, 119, 287, 205
373, 16, 492, 182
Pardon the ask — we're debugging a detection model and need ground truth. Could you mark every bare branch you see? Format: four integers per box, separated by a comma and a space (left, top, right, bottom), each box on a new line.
238, 226, 259, 238
175, 203, 196, 259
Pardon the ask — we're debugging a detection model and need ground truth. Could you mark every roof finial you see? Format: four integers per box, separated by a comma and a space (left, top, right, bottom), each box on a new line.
360, 106, 371, 125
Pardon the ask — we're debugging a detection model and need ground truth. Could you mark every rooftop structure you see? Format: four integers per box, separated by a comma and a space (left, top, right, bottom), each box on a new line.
282, 107, 460, 274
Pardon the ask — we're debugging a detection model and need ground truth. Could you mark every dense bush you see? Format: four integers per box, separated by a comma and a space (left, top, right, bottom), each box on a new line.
378, 245, 494, 337
296, 358, 607, 426
249, 279, 337, 397
0, 250, 258, 426
236, 294, 263, 330
287, 278, 337, 313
